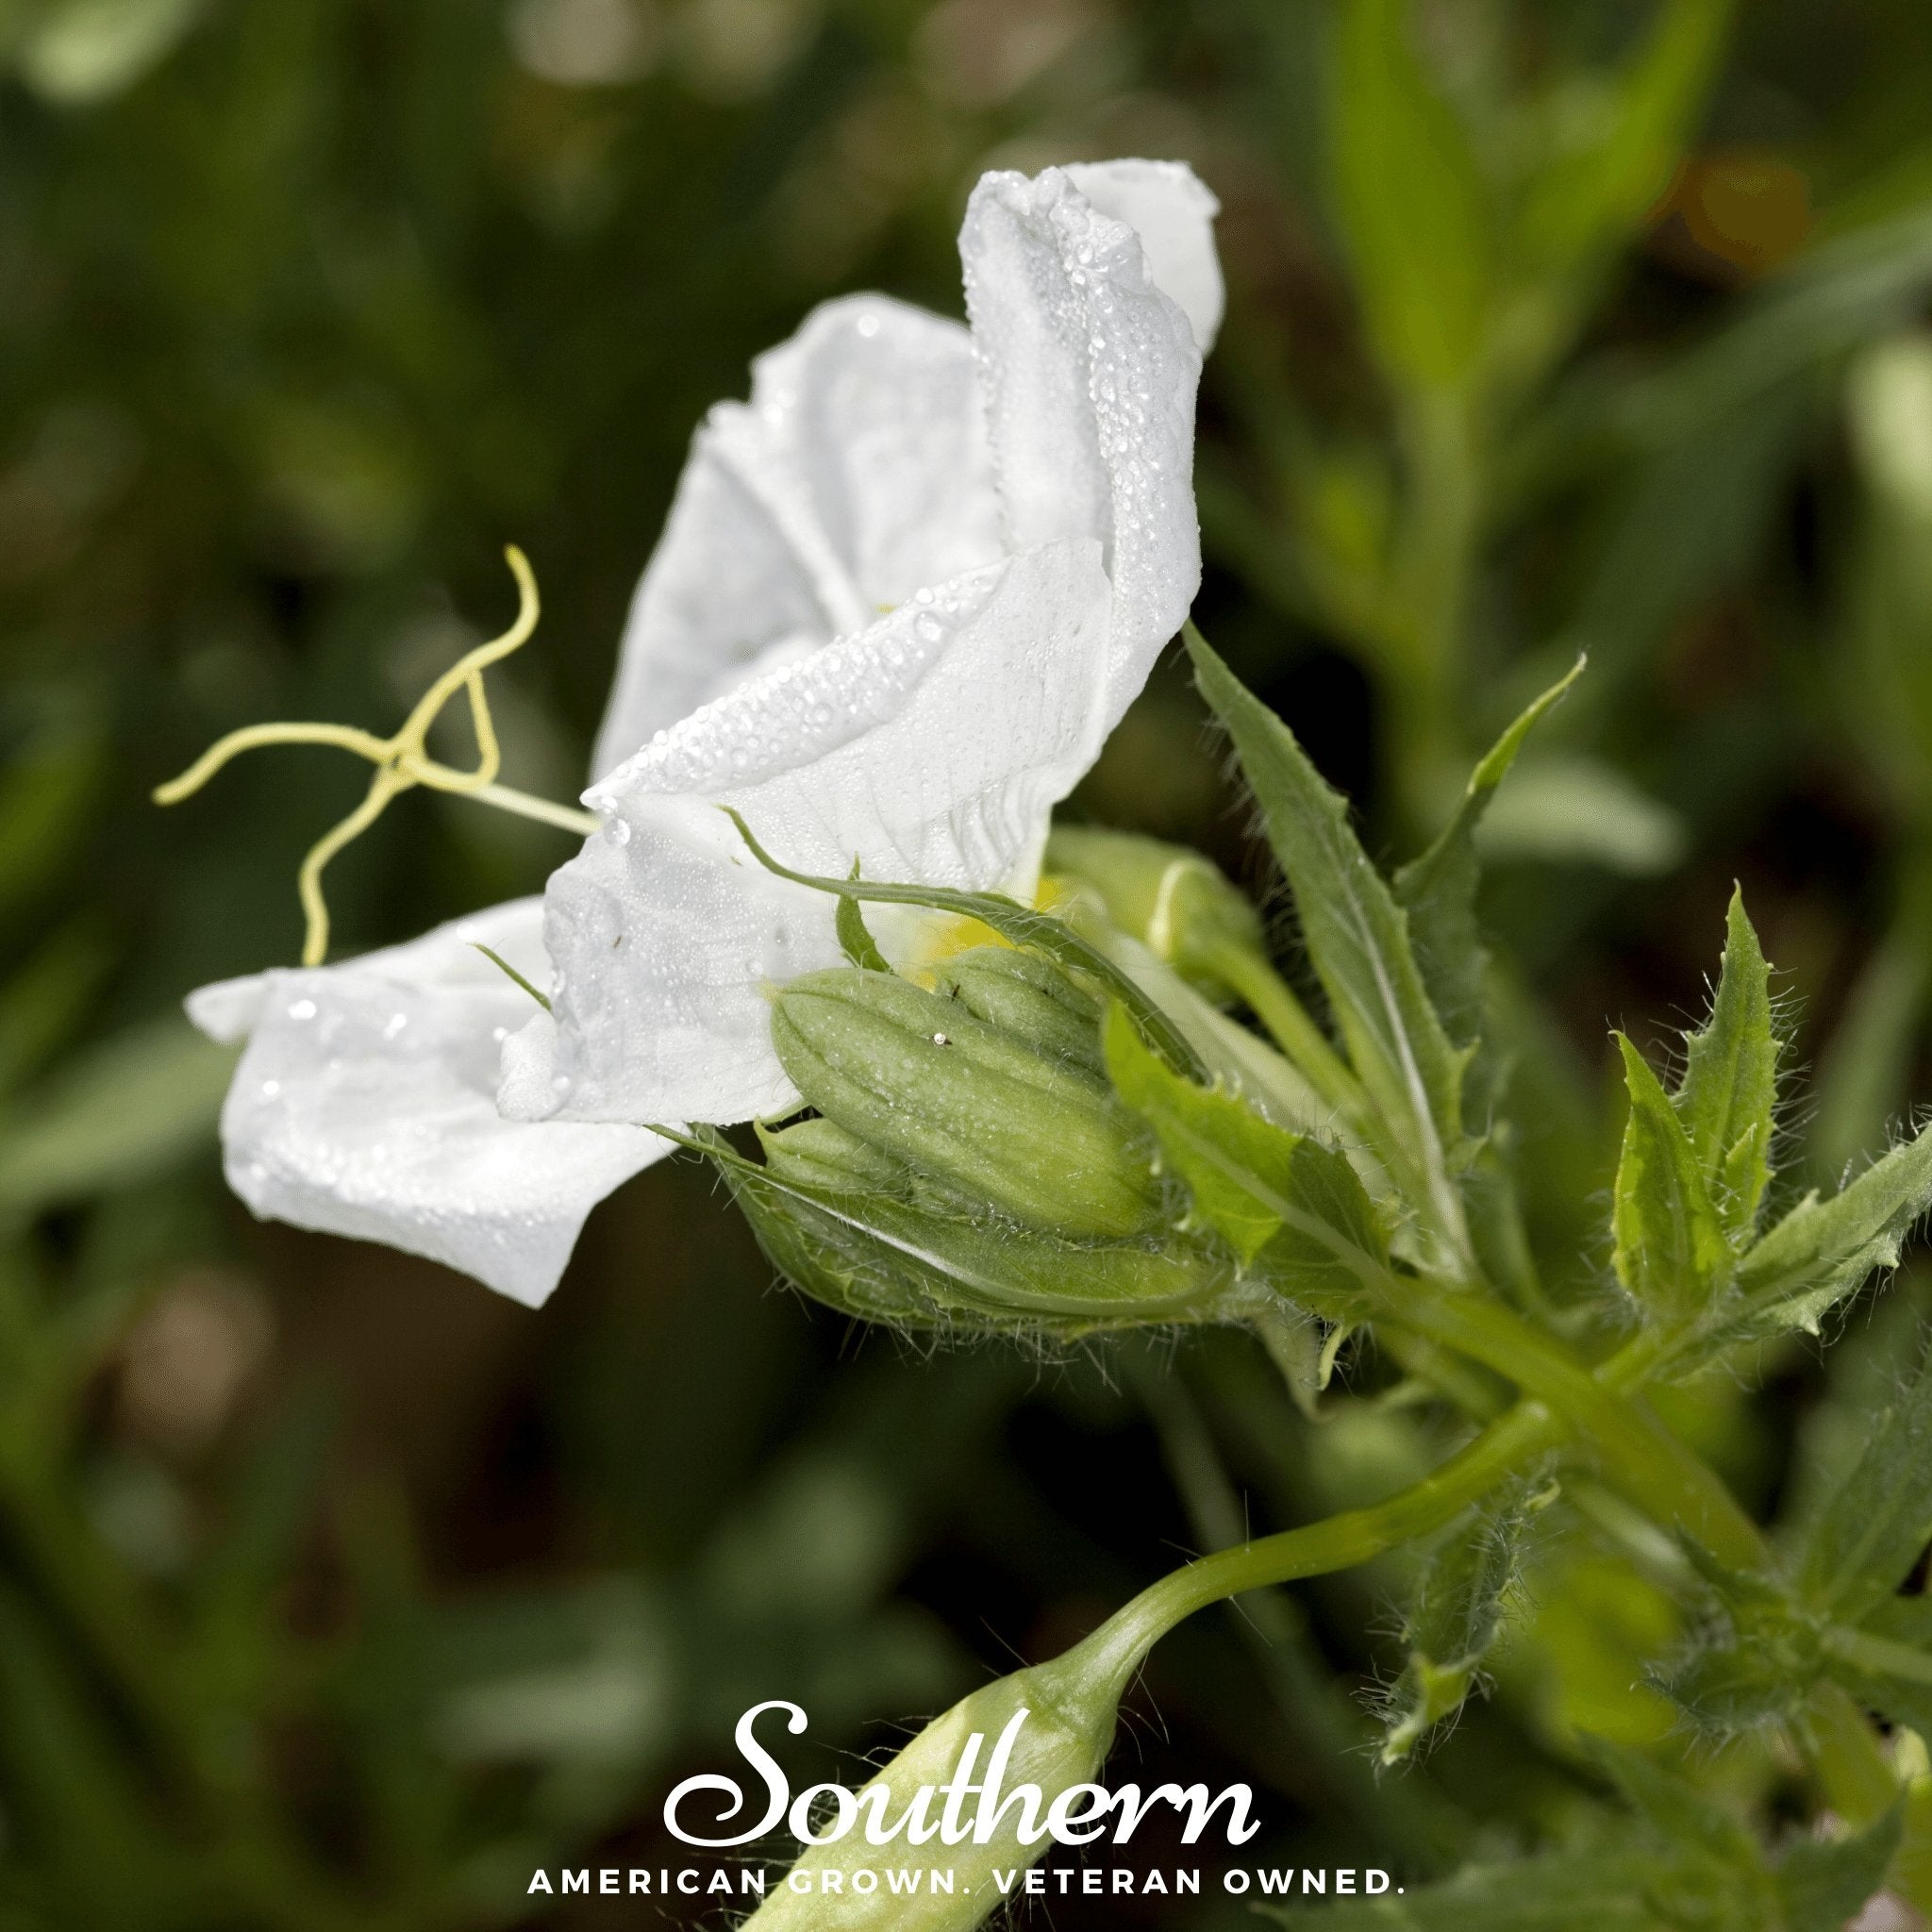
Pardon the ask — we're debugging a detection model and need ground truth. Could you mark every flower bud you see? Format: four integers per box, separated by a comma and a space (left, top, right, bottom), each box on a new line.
728, 1136, 1243, 1332
1045, 826, 1262, 1003
741, 1621, 1135, 1930
770, 961, 1159, 1242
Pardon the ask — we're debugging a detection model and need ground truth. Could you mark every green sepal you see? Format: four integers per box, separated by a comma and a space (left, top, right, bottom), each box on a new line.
1187, 627, 1472, 1256
1675, 889, 1779, 1243
1611, 1035, 1728, 1319
1379, 1482, 1539, 1764
1103, 1004, 1383, 1320
715, 1129, 1242, 1332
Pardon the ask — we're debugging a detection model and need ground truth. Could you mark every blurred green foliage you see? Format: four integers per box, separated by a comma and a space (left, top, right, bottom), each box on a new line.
8, 0, 1932, 1924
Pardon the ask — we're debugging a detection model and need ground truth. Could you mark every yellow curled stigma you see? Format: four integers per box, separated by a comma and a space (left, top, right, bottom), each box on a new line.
155, 545, 601, 967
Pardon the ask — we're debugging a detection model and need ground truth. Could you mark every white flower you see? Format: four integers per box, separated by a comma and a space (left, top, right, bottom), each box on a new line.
186, 158, 1221, 1307
189, 901, 668, 1307
501, 158, 1221, 1131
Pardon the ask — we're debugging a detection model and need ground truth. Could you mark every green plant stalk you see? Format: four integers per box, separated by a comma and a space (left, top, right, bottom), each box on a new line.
1104, 1292, 1899, 1828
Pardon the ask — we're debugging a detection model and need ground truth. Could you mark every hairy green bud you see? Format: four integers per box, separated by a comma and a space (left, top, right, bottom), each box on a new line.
1045, 826, 1262, 1002
771, 962, 1159, 1241
741, 1620, 1135, 1930
727, 1140, 1242, 1332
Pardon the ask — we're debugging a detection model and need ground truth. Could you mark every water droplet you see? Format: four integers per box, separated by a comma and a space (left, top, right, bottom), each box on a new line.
607, 818, 632, 847
287, 998, 317, 1022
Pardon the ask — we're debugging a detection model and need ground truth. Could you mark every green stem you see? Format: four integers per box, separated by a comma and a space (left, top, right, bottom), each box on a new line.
1098, 1290, 1897, 1824
1103, 1396, 1557, 1665
1202, 941, 1366, 1124
1383, 1289, 1761, 1569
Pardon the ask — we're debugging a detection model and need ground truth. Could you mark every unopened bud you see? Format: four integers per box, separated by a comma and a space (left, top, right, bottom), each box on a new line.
1045, 827, 1261, 1003
771, 961, 1158, 1241
733, 1117, 1243, 1333
741, 1620, 1134, 1930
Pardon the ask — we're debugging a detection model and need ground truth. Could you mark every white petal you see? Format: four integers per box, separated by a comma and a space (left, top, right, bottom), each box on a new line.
961, 164, 1208, 727
189, 901, 670, 1307
507, 540, 1113, 1127
1063, 159, 1224, 353
591, 294, 1003, 779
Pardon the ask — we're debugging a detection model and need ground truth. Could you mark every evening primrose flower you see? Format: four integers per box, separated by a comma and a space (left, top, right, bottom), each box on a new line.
175, 158, 1222, 1307
500, 158, 1222, 1132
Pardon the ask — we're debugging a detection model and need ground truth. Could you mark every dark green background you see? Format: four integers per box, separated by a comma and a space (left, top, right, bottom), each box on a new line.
6, 0, 1932, 1924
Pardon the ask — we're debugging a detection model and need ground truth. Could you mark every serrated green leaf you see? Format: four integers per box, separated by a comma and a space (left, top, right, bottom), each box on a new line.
1381, 1484, 1536, 1763
1799, 1352, 1932, 1618
1329, 0, 1491, 389
1774, 1805, 1902, 1932
1612, 1036, 1728, 1317
1675, 890, 1779, 1242
1188, 628, 1472, 1257
1103, 1004, 1383, 1317
1732, 1121, 1932, 1339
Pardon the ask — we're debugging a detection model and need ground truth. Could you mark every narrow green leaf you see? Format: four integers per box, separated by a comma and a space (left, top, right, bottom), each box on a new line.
1329, 0, 1491, 389
1396, 658, 1583, 1061
1188, 627, 1472, 1254
1513, 0, 1736, 278
1675, 889, 1778, 1241
1731, 1119, 1932, 1338
1611, 1035, 1728, 1317
1380, 1484, 1537, 1763
1799, 1352, 1932, 1618
1774, 1805, 1902, 1932
1103, 1005, 1383, 1317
